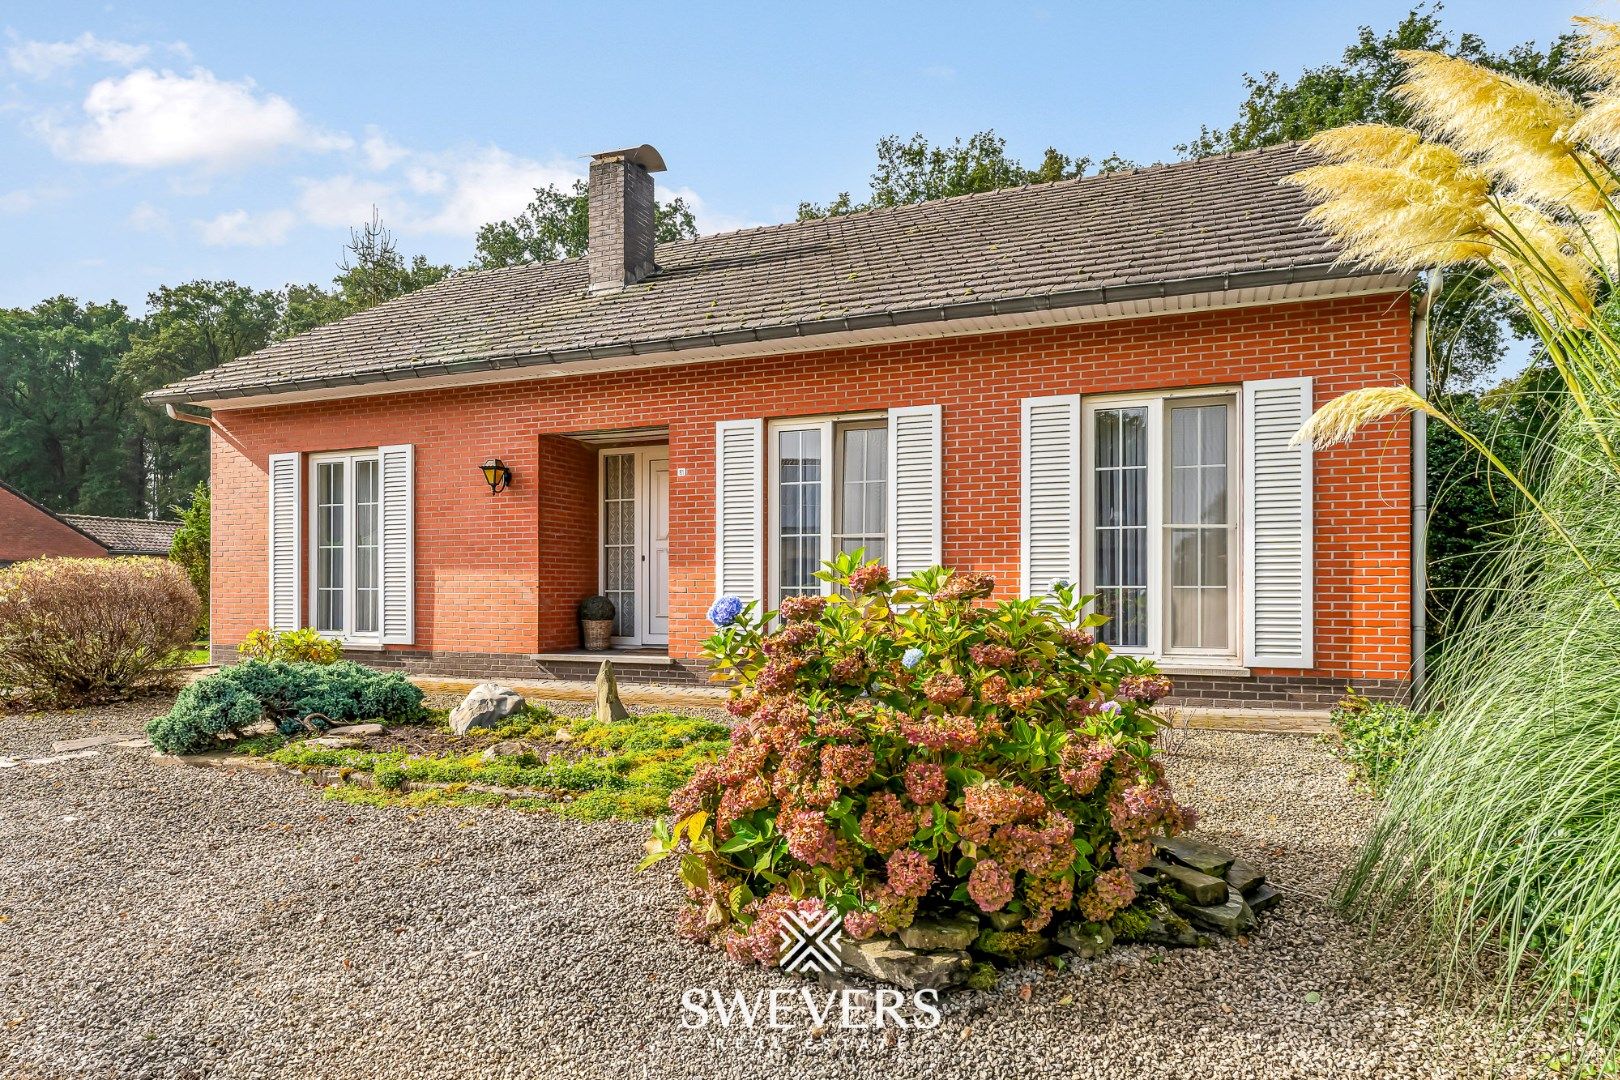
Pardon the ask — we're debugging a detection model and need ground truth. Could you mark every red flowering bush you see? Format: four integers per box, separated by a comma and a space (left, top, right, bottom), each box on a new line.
642, 552, 1194, 965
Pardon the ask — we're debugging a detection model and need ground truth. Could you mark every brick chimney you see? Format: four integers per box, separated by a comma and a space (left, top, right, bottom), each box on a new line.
587, 144, 666, 293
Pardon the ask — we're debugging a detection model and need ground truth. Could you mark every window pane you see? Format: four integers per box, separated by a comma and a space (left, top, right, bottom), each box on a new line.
602, 453, 636, 636
1201, 529, 1228, 585
354, 458, 379, 635
778, 429, 823, 597
833, 424, 885, 570
1200, 588, 1229, 649
1201, 464, 1227, 525
1170, 528, 1199, 587
316, 461, 344, 633
1093, 407, 1149, 649
1170, 587, 1199, 650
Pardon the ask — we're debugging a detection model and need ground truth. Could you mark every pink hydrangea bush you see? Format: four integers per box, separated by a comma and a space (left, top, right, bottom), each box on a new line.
642, 552, 1194, 966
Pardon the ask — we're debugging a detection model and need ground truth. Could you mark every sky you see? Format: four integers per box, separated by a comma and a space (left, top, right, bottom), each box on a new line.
0, 0, 1600, 313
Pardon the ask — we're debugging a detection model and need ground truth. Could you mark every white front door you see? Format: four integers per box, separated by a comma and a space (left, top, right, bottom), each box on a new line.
600, 447, 670, 647
644, 455, 670, 645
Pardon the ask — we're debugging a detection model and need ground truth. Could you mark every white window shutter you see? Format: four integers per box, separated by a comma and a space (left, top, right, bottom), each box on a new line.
715, 419, 764, 605
378, 444, 415, 645
1020, 395, 1081, 598
267, 452, 301, 631
1242, 378, 1314, 668
887, 404, 943, 577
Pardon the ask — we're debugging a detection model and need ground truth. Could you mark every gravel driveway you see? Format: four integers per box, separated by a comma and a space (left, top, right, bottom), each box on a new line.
0, 697, 1576, 1079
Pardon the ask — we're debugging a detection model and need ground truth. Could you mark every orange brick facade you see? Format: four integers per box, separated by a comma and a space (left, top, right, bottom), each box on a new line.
0, 485, 108, 564
208, 292, 1415, 701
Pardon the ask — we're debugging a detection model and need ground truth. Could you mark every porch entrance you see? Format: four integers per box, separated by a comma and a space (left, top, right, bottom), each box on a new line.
600, 446, 669, 647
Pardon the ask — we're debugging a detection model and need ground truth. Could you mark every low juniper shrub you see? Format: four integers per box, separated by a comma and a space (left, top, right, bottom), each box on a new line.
642, 552, 1193, 966
146, 659, 425, 755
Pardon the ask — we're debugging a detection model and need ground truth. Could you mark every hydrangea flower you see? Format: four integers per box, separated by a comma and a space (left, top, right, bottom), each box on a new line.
967, 858, 1015, 912
901, 647, 925, 669
707, 595, 744, 627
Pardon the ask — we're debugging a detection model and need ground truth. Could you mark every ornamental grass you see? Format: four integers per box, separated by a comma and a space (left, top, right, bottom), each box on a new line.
1288, 16, 1620, 1053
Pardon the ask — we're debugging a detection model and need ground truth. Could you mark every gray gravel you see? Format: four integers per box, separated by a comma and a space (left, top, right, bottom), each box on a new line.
0, 696, 1580, 1079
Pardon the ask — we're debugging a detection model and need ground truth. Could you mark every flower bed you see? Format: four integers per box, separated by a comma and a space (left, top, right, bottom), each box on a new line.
643, 555, 1266, 984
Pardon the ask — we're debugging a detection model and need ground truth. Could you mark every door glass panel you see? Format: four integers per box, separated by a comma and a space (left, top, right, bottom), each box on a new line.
1167, 403, 1231, 651
777, 428, 823, 598
602, 453, 636, 636
1094, 407, 1148, 648
315, 461, 344, 633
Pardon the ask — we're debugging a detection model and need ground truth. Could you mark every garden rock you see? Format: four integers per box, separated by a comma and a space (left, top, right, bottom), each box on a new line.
897, 915, 979, 952
1176, 886, 1256, 938
1154, 835, 1236, 878
327, 723, 384, 737
1246, 882, 1282, 914
307, 736, 364, 750
838, 938, 969, 991
1225, 858, 1265, 895
1125, 900, 1201, 948
1149, 859, 1228, 905
480, 740, 535, 761
449, 683, 525, 736
594, 661, 631, 724
1056, 921, 1114, 959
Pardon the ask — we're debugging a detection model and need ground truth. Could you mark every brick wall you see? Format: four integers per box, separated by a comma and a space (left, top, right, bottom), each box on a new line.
207, 291, 1415, 692
0, 486, 108, 563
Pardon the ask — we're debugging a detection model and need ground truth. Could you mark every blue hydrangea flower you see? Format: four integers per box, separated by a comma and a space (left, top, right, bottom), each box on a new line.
901, 647, 925, 670
1099, 700, 1123, 715
707, 595, 744, 628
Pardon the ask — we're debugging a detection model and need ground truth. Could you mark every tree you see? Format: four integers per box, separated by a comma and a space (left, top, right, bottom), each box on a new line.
0, 297, 139, 515
1179, 2, 1579, 396
798, 131, 1136, 220
169, 481, 210, 636
122, 281, 281, 514
472, 182, 699, 269
281, 210, 452, 337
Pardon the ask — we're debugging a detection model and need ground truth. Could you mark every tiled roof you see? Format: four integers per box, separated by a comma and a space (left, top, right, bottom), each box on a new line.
150, 143, 1373, 405
62, 515, 180, 555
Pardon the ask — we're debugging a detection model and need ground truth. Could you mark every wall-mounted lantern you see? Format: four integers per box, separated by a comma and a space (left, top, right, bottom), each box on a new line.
480, 458, 512, 494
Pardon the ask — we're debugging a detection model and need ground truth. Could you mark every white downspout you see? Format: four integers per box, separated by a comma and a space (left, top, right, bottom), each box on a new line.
1412, 270, 1441, 699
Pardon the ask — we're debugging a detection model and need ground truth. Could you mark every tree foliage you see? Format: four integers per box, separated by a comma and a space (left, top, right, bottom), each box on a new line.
472, 181, 698, 268
281, 210, 452, 337
798, 131, 1136, 220
169, 482, 210, 627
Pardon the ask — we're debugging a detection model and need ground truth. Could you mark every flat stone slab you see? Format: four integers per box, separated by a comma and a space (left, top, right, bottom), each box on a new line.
840, 939, 969, 991
112, 737, 152, 749
0, 749, 101, 768
52, 734, 133, 752
1177, 886, 1256, 937
1154, 835, 1235, 878
897, 916, 978, 952
1225, 859, 1265, 896
326, 724, 384, 737
1149, 859, 1228, 905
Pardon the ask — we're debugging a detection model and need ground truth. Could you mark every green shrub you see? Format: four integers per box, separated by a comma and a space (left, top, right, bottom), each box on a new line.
237, 627, 342, 664
578, 595, 616, 621
642, 552, 1191, 966
1327, 690, 1435, 795
146, 659, 424, 755
0, 557, 201, 704
169, 483, 210, 637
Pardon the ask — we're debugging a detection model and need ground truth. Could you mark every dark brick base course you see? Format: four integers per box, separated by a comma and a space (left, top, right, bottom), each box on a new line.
214, 645, 1403, 707
1166, 673, 1408, 709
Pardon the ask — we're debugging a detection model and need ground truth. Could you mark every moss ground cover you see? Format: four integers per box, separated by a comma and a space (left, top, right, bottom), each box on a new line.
243, 703, 729, 821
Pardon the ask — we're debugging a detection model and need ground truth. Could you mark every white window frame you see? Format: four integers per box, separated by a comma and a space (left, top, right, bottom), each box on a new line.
767, 412, 884, 608
1080, 388, 1244, 666
597, 445, 670, 647
307, 449, 383, 645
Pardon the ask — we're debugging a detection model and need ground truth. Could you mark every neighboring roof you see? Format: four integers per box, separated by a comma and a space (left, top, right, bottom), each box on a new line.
61, 515, 179, 556
150, 143, 1387, 406
0, 479, 110, 555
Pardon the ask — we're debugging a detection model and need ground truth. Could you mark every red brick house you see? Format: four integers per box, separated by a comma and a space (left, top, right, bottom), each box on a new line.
148, 143, 1418, 707
0, 479, 180, 566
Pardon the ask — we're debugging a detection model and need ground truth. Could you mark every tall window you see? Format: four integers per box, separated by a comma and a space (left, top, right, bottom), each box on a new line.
1092, 407, 1149, 648
772, 417, 886, 604
602, 452, 637, 635
1084, 394, 1239, 659
1168, 402, 1233, 652
310, 451, 381, 641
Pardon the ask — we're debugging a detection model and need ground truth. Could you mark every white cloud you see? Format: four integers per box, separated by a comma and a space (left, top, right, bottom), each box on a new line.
126, 201, 171, 232
359, 126, 409, 171
42, 66, 350, 170
0, 189, 36, 214
664, 185, 764, 237
296, 174, 394, 228
197, 207, 297, 247
396, 146, 580, 235
5, 33, 172, 79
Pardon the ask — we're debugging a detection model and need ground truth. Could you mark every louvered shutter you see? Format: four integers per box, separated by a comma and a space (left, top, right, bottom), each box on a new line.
1020, 395, 1081, 598
378, 444, 415, 645
714, 419, 764, 605
887, 405, 943, 578
267, 452, 301, 631
1242, 378, 1314, 668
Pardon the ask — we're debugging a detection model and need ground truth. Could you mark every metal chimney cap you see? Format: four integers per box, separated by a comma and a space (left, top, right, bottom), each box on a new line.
589, 144, 666, 173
